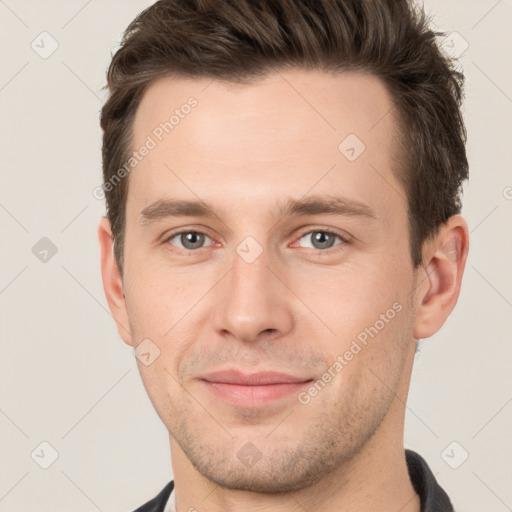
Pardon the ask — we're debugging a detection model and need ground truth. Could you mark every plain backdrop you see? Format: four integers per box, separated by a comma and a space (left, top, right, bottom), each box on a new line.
1, 0, 511, 511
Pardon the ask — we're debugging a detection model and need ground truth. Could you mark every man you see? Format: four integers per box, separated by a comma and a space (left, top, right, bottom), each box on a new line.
98, 0, 469, 510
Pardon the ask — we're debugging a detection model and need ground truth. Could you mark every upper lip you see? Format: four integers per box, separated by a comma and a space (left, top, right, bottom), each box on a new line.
200, 370, 312, 386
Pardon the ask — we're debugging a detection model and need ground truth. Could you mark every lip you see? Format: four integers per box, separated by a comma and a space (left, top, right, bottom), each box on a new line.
199, 370, 313, 407
201, 370, 311, 385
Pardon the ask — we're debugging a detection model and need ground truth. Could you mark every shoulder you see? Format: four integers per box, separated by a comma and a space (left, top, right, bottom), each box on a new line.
131, 480, 174, 512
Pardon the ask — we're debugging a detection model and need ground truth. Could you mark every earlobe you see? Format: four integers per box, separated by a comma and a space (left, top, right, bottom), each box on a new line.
98, 217, 133, 346
413, 215, 469, 339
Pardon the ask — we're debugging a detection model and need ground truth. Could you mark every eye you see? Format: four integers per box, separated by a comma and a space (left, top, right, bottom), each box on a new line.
297, 230, 345, 250
167, 231, 213, 250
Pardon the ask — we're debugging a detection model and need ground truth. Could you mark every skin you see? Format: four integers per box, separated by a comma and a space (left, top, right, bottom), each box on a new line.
99, 69, 469, 512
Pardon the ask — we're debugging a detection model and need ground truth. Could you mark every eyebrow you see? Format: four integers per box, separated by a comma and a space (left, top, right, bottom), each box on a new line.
139, 194, 377, 225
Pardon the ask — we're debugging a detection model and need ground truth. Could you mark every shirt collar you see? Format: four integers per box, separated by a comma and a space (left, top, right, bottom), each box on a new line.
406, 449, 454, 511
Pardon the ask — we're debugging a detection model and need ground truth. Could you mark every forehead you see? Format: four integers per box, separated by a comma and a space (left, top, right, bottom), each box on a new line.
128, 69, 404, 222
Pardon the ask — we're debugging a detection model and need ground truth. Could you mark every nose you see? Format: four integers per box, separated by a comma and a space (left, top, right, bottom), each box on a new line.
211, 246, 295, 344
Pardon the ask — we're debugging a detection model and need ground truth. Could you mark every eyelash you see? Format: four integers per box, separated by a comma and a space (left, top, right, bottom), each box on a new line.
163, 227, 350, 256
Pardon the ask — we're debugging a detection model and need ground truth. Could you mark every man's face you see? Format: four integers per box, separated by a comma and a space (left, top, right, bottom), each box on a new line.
119, 69, 421, 491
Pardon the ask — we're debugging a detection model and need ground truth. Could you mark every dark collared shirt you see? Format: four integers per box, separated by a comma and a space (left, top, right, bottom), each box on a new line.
405, 449, 454, 511
133, 449, 454, 512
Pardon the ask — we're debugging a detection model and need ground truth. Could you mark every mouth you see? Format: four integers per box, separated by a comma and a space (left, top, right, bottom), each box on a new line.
198, 370, 313, 407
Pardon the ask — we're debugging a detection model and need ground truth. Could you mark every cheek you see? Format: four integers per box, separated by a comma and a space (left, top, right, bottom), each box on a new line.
290, 254, 411, 343
323, 300, 413, 408
124, 258, 209, 332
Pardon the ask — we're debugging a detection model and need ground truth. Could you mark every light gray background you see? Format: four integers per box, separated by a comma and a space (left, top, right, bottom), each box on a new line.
1, 0, 511, 511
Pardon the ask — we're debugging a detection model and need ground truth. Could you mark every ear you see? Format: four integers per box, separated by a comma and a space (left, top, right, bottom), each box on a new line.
413, 215, 469, 339
98, 217, 133, 346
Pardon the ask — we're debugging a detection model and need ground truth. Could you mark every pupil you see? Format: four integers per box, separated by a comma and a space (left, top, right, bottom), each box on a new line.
313, 231, 334, 249
182, 232, 204, 249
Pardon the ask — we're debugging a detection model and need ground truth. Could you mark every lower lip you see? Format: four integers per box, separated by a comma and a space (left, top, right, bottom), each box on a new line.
201, 380, 312, 407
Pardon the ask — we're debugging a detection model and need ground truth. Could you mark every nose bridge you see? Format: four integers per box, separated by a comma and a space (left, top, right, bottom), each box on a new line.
230, 246, 271, 304
212, 241, 293, 342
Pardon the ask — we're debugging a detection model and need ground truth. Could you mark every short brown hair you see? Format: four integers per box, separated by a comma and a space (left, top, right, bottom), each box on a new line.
100, 0, 468, 272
